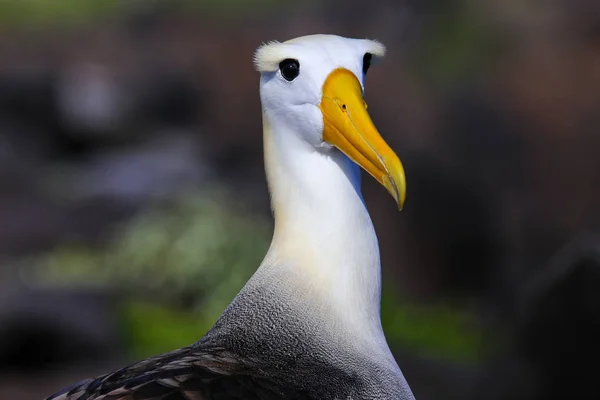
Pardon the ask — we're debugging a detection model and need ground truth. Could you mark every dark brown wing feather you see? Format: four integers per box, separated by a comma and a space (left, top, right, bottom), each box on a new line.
45, 346, 300, 400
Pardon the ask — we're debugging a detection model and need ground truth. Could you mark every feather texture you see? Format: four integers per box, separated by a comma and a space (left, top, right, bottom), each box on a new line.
46, 347, 298, 400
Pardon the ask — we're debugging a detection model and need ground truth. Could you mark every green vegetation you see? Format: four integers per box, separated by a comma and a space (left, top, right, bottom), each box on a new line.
118, 299, 215, 359
0, 0, 283, 28
37, 188, 271, 357
381, 291, 484, 362
0, 0, 121, 27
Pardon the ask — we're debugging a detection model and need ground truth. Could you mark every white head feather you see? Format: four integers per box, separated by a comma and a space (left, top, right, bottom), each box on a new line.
255, 34, 386, 157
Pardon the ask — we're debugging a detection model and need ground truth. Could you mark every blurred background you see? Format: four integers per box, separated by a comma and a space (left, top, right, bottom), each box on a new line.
0, 0, 599, 398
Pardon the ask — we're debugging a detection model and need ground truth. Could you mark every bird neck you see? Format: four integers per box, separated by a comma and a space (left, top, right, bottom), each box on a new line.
259, 114, 387, 345
196, 114, 411, 400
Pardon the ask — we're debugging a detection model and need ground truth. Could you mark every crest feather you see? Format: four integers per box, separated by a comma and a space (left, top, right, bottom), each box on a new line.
253, 41, 287, 72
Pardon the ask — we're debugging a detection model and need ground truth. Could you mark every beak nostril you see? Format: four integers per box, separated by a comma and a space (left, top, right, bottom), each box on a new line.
342, 104, 347, 110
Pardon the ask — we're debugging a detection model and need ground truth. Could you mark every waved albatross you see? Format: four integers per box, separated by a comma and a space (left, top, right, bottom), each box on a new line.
45, 34, 415, 400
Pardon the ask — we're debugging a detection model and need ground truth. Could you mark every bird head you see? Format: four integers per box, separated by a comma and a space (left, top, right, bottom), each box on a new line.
254, 34, 406, 209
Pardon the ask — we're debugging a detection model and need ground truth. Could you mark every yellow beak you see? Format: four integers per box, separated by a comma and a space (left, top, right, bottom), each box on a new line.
319, 68, 406, 210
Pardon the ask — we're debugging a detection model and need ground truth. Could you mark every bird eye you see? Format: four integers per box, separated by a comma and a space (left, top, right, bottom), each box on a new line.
363, 53, 372, 75
279, 59, 300, 81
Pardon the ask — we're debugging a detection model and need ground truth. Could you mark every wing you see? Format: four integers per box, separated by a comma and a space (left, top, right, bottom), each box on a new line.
45, 346, 297, 400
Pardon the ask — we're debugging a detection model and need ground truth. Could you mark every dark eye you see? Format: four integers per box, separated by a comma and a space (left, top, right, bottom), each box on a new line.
279, 59, 300, 81
363, 53, 372, 75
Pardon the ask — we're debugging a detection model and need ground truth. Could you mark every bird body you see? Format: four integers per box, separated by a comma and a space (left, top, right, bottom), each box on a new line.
46, 34, 415, 400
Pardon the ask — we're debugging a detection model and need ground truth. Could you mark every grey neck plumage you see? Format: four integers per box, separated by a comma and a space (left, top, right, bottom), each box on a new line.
197, 270, 415, 399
